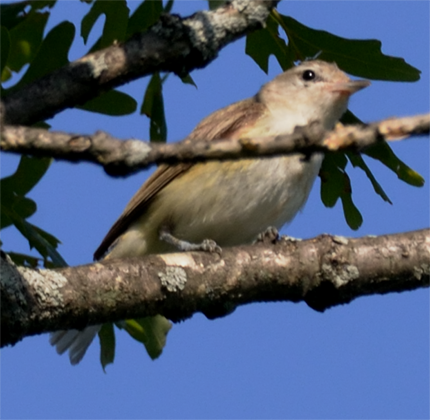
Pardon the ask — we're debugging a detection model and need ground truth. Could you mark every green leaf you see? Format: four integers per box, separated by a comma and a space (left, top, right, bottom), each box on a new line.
6, 21, 75, 94
7, 11, 49, 73
3, 207, 67, 267
124, 316, 172, 360
164, 0, 174, 14
1, 205, 13, 230
0, 26, 10, 82
1, 155, 51, 198
141, 73, 167, 142
126, 0, 163, 37
0, 155, 66, 267
340, 188, 363, 230
99, 323, 115, 371
347, 152, 392, 204
320, 152, 362, 230
30, 1, 57, 11
32, 121, 51, 129
340, 109, 363, 125
81, 0, 129, 48
364, 142, 425, 187
208, 0, 225, 10
339, 110, 423, 191
3, 204, 65, 267
1, 155, 50, 229
6, 251, 41, 268
13, 196, 37, 219
1, 196, 37, 229
320, 152, 347, 207
180, 73, 197, 88
0, 2, 29, 30
246, 14, 293, 73
77, 89, 137, 116
277, 14, 420, 81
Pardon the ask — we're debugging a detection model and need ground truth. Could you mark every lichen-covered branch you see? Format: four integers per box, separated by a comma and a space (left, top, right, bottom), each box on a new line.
2, 0, 278, 126
2, 229, 429, 347
1, 113, 428, 177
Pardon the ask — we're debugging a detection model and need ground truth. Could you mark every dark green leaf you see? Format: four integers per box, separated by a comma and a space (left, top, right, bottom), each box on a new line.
32, 121, 51, 129
1, 156, 50, 229
141, 73, 167, 142
347, 152, 392, 204
0, 155, 65, 267
81, 0, 129, 48
32, 224, 62, 249
0, 2, 29, 30
277, 14, 420, 81
0, 204, 13, 230
340, 189, 363, 230
7, 12, 49, 73
180, 73, 197, 88
1, 196, 37, 229
14, 196, 37, 219
28, 1, 57, 12
124, 316, 172, 360
77, 89, 137, 116
1, 155, 51, 197
164, 0, 174, 13
126, 0, 163, 37
99, 323, 115, 371
2, 206, 67, 267
320, 152, 347, 207
7, 21, 75, 94
208, 0, 225, 10
7, 251, 41, 268
1, 65, 12, 83
339, 110, 423, 191
246, 14, 293, 73
364, 142, 425, 187
320, 152, 362, 229
24, 221, 67, 267
340, 109, 363, 125
1, 26, 11, 75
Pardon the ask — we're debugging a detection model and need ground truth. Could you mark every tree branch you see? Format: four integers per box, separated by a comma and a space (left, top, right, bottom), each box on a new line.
2, 229, 429, 347
1, 0, 278, 126
1, 113, 428, 176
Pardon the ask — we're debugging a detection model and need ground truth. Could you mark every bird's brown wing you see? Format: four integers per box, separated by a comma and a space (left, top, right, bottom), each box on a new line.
94, 97, 268, 260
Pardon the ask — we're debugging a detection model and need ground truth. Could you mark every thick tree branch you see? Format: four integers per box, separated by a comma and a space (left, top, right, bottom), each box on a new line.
1, 0, 278, 126
2, 229, 429, 347
1, 113, 429, 176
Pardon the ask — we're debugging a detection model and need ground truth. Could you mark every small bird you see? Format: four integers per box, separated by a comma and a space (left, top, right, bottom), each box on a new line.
50, 60, 369, 364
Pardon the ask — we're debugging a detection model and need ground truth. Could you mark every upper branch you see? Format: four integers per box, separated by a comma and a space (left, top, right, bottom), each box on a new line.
2, 0, 278, 126
1, 113, 429, 176
1, 229, 429, 347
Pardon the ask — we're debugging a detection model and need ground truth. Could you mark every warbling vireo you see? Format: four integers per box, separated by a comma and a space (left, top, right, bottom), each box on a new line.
50, 60, 369, 364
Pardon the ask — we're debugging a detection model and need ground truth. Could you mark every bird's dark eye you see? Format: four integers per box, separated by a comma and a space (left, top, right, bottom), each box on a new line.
302, 70, 316, 81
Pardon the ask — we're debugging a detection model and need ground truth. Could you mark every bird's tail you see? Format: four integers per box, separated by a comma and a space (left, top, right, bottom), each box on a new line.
49, 325, 101, 365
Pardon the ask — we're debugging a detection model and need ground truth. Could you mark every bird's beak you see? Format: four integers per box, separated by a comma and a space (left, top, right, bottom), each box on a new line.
329, 79, 371, 96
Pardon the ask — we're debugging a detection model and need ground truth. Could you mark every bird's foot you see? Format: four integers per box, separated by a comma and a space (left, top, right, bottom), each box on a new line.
254, 226, 280, 245
160, 229, 222, 254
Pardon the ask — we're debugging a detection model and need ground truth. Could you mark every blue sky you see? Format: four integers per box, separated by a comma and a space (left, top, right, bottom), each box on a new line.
1, 1, 429, 419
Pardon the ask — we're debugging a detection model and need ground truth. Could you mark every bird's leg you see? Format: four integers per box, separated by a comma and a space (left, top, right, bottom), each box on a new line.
159, 226, 222, 254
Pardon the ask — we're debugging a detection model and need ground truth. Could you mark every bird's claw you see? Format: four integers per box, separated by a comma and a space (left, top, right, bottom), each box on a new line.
199, 239, 222, 254
254, 226, 280, 244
